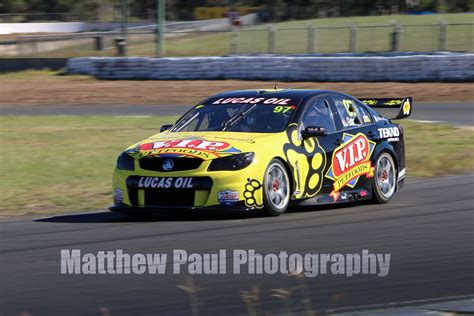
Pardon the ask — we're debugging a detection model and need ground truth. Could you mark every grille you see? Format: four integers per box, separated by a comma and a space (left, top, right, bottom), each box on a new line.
129, 189, 138, 206
145, 189, 195, 207
139, 157, 203, 172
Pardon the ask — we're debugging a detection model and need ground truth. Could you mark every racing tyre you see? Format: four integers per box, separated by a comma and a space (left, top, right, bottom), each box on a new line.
263, 159, 290, 216
372, 152, 397, 204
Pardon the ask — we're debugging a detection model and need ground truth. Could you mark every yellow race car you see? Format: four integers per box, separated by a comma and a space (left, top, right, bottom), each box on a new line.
111, 89, 411, 216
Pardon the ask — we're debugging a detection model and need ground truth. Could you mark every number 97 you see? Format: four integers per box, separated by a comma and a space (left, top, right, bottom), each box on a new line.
274, 106, 292, 113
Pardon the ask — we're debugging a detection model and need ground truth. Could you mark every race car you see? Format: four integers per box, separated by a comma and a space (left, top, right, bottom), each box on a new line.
111, 89, 412, 216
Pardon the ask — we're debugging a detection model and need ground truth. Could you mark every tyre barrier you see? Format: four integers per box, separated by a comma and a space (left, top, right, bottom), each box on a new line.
67, 53, 474, 82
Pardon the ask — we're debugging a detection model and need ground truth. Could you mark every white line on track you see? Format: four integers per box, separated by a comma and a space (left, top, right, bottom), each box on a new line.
408, 119, 446, 124
113, 115, 152, 118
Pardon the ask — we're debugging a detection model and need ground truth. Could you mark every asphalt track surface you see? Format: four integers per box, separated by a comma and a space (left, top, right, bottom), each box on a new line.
1, 101, 473, 315
1, 174, 473, 315
0, 102, 473, 126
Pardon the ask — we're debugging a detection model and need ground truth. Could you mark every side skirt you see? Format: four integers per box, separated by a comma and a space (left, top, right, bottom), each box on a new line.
292, 189, 373, 206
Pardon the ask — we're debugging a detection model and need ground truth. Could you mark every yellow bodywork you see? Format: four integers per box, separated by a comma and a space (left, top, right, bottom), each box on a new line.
112, 125, 327, 209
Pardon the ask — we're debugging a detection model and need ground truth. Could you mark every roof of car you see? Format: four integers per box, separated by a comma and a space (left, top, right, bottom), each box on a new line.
213, 89, 331, 98
204, 89, 336, 105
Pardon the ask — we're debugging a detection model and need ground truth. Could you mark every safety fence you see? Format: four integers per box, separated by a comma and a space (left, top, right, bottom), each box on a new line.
1, 21, 472, 57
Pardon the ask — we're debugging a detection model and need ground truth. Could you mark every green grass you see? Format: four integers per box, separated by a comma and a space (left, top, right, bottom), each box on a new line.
401, 120, 474, 177
0, 69, 92, 80
0, 116, 472, 217
0, 116, 177, 217
10, 13, 473, 58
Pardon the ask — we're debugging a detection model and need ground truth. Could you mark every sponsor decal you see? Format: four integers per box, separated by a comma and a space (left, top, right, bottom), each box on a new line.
218, 189, 239, 206
137, 138, 241, 160
362, 99, 377, 106
142, 139, 230, 151
137, 177, 194, 189
378, 127, 400, 142
326, 133, 376, 202
363, 115, 371, 123
243, 179, 263, 208
383, 99, 403, 106
402, 99, 411, 115
211, 97, 292, 105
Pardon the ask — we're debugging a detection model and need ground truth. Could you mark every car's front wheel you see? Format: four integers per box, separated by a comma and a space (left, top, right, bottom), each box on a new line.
372, 152, 397, 204
263, 159, 290, 216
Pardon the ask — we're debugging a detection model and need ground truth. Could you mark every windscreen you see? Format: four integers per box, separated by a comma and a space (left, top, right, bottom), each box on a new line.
171, 97, 298, 133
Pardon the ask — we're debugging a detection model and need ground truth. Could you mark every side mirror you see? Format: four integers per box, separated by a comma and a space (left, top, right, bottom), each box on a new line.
301, 126, 327, 139
160, 124, 173, 132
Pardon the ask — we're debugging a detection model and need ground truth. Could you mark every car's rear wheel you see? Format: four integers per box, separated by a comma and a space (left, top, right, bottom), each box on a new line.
263, 159, 290, 216
372, 152, 397, 204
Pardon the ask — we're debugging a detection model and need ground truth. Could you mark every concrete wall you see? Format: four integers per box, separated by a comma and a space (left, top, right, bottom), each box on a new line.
0, 14, 257, 35
0, 22, 153, 35
67, 54, 474, 82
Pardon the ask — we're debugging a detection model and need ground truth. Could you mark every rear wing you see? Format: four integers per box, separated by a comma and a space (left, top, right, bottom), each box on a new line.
359, 97, 412, 119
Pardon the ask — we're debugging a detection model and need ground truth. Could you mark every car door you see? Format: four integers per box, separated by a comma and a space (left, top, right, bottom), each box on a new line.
323, 94, 377, 201
295, 94, 341, 198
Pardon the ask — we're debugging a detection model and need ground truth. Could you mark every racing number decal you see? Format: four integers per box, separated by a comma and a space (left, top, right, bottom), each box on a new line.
283, 124, 327, 198
273, 106, 295, 113
343, 99, 357, 117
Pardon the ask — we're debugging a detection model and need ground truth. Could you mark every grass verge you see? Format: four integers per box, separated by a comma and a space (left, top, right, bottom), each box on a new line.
0, 115, 176, 217
0, 116, 472, 218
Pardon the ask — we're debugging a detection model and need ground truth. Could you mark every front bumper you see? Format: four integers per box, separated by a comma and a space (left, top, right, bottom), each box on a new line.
109, 201, 253, 213
112, 159, 266, 210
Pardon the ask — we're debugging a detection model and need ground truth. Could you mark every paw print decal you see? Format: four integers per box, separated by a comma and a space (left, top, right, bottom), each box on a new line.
243, 178, 263, 208
283, 124, 327, 198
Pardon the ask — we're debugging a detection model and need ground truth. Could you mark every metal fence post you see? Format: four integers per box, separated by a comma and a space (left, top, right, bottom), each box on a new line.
94, 36, 104, 51
267, 25, 276, 54
114, 37, 126, 56
348, 22, 358, 52
120, 0, 128, 56
306, 24, 316, 54
439, 20, 448, 51
230, 27, 238, 55
156, 0, 166, 57
390, 23, 402, 51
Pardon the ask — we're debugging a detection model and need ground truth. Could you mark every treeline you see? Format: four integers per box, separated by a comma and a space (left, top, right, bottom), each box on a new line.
0, 0, 472, 21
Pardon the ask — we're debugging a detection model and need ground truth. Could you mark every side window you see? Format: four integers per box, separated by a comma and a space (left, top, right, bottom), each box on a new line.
355, 101, 373, 124
301, 97, 337, 134
332, 96, 366, 129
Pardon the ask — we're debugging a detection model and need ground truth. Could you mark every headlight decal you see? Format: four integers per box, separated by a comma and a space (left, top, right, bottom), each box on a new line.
208, 152, 255, 171
117, 152, 135, 171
